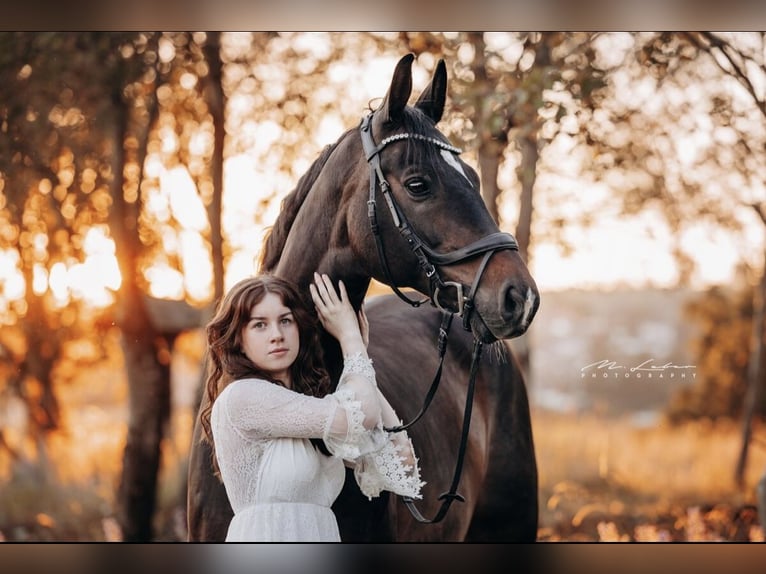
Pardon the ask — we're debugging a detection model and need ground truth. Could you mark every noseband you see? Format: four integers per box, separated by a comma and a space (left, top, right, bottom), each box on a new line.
359, 112, 520, 524
360, 113, 518, 331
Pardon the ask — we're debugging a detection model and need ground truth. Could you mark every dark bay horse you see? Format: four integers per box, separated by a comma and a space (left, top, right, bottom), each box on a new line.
187, 54, 540, 541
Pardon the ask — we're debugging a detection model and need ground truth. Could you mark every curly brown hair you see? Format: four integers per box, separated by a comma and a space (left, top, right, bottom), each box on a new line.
200, 274, 331, 471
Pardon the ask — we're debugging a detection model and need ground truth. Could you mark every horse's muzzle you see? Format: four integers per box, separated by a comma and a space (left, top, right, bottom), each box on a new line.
472, 279, 540, 342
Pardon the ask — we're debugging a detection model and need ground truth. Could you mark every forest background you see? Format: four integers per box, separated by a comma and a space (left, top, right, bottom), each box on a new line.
1, 31, 766, 541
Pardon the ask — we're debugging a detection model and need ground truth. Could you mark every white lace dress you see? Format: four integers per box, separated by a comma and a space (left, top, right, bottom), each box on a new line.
211, 353, 424, 542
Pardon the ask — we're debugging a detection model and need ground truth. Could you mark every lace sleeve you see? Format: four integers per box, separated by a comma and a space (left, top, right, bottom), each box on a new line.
222, 379, 337, 440
338, 352, 377, 386
353, 434, 425, 500
323, 353, 388, 459
333, 353, 426, 499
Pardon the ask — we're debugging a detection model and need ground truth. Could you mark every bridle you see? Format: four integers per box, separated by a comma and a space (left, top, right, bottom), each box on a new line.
360, 112, 519, 332
359, 112, 519, 524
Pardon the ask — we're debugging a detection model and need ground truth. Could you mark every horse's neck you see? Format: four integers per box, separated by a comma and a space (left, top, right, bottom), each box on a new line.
279, 244, 371, 383
273, 152, 372, 384
275, 241, 371, 305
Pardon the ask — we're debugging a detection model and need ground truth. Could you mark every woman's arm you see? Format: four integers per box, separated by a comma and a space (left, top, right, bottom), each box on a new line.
310, 273, 382, 429
309, 274, 423, 497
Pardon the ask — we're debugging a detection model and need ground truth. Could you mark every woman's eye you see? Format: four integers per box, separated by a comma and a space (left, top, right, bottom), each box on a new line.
405, 178, 430, 196
280, 317, 293, 325
253, 321, 266, 329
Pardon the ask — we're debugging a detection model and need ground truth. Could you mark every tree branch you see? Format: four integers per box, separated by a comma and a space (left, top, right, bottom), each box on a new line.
687, 32, 766, 120
751, 202, 766, 226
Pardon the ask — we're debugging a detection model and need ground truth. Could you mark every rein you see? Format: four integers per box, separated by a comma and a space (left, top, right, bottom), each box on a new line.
359, 112, 516, 524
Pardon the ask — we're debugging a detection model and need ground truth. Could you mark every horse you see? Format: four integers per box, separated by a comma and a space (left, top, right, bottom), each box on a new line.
186, 53, 540, 542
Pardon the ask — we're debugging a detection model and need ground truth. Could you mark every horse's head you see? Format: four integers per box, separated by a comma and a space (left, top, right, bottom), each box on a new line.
269, 53, 539, 343
343, 54, 539, 343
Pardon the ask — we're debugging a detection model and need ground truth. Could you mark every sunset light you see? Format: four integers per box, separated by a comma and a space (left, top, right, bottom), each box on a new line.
50, 227, 122, 308
3, 30, 766, 546
0, 249, 24, 306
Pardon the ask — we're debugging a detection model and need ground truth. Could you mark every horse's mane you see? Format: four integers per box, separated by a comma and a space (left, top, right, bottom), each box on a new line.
260, 128, 354, 272
260, 107, 449, 273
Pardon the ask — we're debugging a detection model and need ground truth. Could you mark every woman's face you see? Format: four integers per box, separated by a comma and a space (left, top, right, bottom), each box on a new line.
241, 291, 300, 387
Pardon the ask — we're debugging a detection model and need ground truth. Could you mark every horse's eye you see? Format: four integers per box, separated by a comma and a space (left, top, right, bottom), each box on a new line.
405, 178, 430, 197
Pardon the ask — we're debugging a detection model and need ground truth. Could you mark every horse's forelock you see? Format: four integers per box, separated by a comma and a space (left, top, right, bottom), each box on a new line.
397, 107, 456, 170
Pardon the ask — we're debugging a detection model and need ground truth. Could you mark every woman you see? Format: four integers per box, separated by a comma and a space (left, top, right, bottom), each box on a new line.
200, 272, 423, 542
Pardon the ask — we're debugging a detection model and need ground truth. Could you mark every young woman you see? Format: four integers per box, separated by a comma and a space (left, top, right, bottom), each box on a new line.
200, 272, 423, 542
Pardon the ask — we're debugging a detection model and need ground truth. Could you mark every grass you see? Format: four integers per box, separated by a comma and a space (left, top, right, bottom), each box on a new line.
533, 408, 766, 541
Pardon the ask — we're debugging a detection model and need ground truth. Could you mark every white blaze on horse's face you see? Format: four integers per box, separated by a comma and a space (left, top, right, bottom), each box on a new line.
521, 287, 536, 330
440, 149, 473, 186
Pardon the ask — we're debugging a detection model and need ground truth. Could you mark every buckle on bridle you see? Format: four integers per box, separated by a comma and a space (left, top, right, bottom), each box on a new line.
433, 281, 465, 317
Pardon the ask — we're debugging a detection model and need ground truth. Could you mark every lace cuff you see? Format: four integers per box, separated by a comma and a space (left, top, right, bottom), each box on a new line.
353, 437, 425, 500
339, 352, 376, 387
323, 387, 387, 460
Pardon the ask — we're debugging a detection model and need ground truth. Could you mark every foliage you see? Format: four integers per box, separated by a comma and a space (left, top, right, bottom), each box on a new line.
667, 285, 766, 422
399, 32, 609, 256
0, 32, 146, 445
581, 33, 765, 283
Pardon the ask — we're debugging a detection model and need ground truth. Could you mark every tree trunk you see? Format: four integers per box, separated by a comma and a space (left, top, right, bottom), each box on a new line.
478, 141, 503, 223
19, 268, 61, 434
116, 326, 172, 541
758, 470, 766, 535
735, 245, 766, 486
109, 58, 170, 541
508, 131, 538, 381
202, 31, 225, 303
467, 32, 505, 224
515, 131, 537, 267
191, 31, 227, 418
7, 270, 60, 475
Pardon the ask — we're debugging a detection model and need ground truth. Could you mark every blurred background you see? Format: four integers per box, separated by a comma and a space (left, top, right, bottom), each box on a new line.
1, 32, 765, 542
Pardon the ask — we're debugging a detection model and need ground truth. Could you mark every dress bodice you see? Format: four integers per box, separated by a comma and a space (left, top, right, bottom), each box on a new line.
210, 354, 424, 542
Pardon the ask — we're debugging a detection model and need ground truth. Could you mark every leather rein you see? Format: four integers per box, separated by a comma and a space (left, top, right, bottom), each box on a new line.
359, 112, 518, 524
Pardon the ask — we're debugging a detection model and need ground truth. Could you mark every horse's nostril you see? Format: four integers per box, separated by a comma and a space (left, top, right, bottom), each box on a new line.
504, 284, 520, 308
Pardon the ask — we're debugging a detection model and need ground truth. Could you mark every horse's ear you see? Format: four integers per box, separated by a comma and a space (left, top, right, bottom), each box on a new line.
415, 59, 447, 124
380, 53, 415, 123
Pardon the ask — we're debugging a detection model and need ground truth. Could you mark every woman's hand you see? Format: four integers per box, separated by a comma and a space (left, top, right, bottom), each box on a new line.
310, 273, 366, 355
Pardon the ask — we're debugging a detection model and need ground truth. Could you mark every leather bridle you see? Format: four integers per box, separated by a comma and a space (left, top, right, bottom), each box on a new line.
359, 112, 520, 524
360, 112, 519, 332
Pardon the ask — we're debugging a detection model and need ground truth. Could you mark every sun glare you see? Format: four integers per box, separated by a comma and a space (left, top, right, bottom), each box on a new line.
178, 230, 213, 302
221, 154, 273, 288
163, 166, 209, 232
48, 261, 69, 304
0, 249, 25, 318
82, 228, 120, 298
145, 263, 185, 300
61, 227, 122, 308
32, 263, 48, 295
